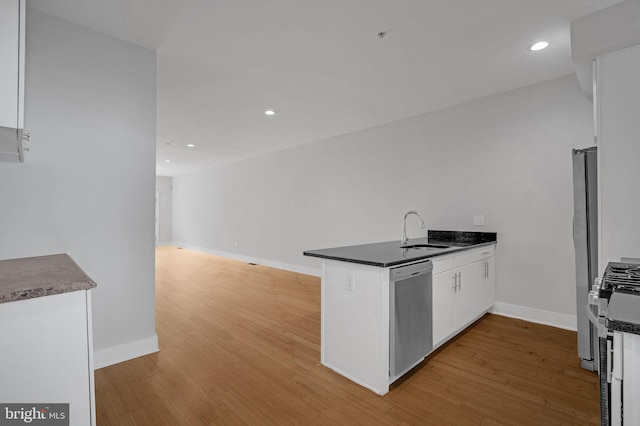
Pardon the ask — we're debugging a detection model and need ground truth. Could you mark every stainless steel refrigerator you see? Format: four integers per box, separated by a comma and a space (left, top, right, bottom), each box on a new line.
572, 146, 598, 371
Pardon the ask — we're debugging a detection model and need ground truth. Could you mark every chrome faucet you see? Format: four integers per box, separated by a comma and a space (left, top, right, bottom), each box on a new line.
401, 210, 426, 246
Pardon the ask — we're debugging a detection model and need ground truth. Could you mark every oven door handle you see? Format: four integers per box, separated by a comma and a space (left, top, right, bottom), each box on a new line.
586, 302, 600, 328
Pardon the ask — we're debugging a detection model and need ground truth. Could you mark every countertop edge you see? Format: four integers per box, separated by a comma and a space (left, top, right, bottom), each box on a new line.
0, 253, 98, 304
0, 281, 97, 304
606, 318, 640, 335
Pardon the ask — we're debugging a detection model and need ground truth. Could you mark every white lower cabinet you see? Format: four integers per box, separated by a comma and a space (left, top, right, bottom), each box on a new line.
318, 243, 496, 395
472, 246, 495, 312
483, 255, 495, 311
432, 245, 495, 347
432, 266, 455, 345
0, 290, 96, 426
458, 261, 484, 327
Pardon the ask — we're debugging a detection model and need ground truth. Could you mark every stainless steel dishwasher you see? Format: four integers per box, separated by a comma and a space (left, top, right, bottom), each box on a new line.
389, 260, 433, 381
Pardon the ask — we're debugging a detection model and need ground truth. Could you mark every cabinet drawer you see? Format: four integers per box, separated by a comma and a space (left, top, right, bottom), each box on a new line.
453, 251, 473, 268
433, 245, 495, 273
471, 245, 494, 262
431, 255, 454, 274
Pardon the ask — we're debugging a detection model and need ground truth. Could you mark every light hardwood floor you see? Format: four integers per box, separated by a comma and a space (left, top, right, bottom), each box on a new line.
95, 246, 599, 425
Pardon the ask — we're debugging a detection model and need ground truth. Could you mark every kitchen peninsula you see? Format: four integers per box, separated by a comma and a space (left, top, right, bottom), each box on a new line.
304, 230, 497, 395
0, 254, 97, 426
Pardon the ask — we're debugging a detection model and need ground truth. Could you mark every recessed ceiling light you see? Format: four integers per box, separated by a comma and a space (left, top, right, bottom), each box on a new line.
164, 160, 171, 163
264, 110, 275, 116
187, 144, 195, 148
529, 41, 549, 51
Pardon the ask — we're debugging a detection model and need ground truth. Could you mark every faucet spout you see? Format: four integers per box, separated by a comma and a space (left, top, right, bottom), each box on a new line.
402, 210, 426, 246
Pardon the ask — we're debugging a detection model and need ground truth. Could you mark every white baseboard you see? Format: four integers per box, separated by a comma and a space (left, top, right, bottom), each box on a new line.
156, 242, 174, 247
491, 302, 577, 331
172, 242, 321, 277
94, 334, 159, 369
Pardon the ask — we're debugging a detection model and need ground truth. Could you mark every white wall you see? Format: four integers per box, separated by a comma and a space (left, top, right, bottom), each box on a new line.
156, 176, 173, 244
598, 43, 640, 269
172, 74, 593, 328
0, 9, 158, 366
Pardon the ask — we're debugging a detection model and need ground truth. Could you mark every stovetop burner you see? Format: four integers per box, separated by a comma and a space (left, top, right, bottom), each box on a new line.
603, 262, 640, 291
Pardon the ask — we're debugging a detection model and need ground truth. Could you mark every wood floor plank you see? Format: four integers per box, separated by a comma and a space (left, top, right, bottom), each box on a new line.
94, 246, 600, 425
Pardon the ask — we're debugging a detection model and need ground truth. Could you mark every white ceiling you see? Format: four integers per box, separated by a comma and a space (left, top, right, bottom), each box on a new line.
28, 0, 622, 176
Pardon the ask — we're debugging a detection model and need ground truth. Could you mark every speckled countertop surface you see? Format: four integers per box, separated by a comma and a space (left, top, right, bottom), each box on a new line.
0, 254, 97, 303
303, 230, 497, 267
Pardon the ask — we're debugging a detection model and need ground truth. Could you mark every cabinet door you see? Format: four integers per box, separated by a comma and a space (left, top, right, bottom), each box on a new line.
484, 257, 495, 310
0, 291, 94, 425
432, 270, 455, 346
455, 262, 483, 329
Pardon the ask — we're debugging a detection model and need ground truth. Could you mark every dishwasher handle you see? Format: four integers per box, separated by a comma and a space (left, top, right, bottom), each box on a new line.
390, 261, 433, 281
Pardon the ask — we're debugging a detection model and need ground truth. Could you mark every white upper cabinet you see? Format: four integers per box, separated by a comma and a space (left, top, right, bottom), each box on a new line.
0, 0, 25, 162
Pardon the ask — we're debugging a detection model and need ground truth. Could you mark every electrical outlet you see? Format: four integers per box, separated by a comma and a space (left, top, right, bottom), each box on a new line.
234, 241, 238, 248
345, 273, 355, 292
473, 215, 485, 226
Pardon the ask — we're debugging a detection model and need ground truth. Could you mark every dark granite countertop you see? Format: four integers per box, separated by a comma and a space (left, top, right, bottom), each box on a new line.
0, 254, 97, 303
303, 230, 497, 268
606, 291, 640, 335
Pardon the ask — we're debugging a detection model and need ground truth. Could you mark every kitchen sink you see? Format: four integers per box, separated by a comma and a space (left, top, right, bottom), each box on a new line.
400, 244, 450, 250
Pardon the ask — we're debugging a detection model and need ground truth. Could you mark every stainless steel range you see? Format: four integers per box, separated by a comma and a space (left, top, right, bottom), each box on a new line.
590, 261, 640, 426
